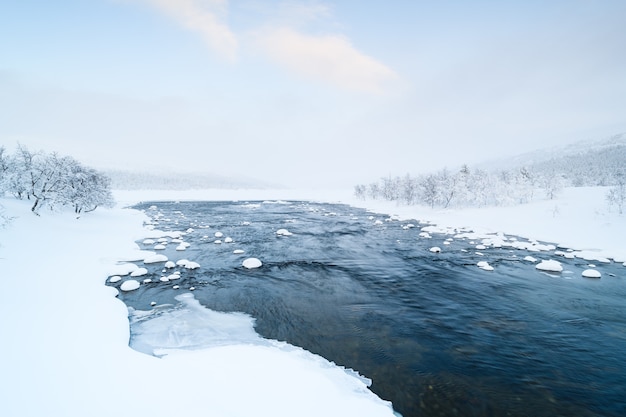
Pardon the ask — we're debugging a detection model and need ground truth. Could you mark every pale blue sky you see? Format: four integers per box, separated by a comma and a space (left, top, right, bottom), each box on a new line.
1, 0, 625, 187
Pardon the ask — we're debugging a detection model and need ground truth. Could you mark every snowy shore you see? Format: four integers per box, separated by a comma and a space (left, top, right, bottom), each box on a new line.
0, 196, 396, 417
1, 186, 623, 416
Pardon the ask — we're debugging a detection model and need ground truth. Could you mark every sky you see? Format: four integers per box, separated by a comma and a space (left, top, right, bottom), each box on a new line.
1, 0, 625, 188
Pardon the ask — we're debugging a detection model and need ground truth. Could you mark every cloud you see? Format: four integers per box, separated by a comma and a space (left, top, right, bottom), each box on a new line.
140, 0, 237, 61
254, 27, 399, 94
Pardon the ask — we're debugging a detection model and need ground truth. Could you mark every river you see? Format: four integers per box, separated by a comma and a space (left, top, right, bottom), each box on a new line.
108, 200, 626, 417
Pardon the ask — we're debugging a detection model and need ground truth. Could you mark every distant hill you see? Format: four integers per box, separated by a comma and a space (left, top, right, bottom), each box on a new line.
480, 133, 626, 186
104, 169, 280, 190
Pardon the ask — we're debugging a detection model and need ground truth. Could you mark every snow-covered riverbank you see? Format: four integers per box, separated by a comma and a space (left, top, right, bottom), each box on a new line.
1, 186, 623, 416
0, 197, 396, 417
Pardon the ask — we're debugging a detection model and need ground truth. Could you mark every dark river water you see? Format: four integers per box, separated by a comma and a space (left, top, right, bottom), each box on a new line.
108, 200, 626, 417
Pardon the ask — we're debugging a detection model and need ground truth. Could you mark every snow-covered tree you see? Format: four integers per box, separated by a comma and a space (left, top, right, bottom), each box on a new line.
2, 145, 114, 215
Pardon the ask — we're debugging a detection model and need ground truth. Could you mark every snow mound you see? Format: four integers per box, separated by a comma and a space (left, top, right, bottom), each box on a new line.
214, 231, 224, 238
164, 261, 176, 269
120, 280, 140, 291
142, 239, 155, 245
154, 244, 166, 250
108, 275, 122, 283
524, 256, 538, 263
144, 254, 168, 264
233, 249, 245, 254
429, 247, 441, 253
130, 267, 148, 277
224, 237, 233, 243
243, 258, 262, 269
536, 260, 563, 272
276, 228, 293, 236
582, 269, 601, 278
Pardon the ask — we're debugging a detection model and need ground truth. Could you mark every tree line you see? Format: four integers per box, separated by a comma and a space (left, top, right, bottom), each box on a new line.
354, 166, 549, 208
355, 164, 625, 212
0, 145, 114, 215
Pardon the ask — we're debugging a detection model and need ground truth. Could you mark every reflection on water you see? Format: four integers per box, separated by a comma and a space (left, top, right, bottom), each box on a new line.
110, 201, 626, 417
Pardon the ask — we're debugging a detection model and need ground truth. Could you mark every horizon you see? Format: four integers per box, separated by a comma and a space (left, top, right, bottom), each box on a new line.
1, 0, 625, 188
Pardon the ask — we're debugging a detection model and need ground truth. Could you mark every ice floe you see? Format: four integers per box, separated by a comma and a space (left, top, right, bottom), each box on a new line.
276, 228, 293, 236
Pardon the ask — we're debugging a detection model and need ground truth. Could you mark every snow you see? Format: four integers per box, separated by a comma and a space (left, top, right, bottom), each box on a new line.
0, 197, 396, 417
144, 254, 168, 264
536, 260, 564, 272
429, 246, 441, 253
243, 257, 263, 269
276, 228, 293, 236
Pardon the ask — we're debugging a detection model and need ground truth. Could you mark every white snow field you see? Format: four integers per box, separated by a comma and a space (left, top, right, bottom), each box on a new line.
1, 185, 624, 417
0, 198, 396, 417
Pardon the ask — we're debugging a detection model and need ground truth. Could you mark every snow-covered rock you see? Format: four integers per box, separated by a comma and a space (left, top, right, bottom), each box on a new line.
582, 269, 601, 278
429, 247, 441, 253
276, 228, 293, 236
524, 256, 537, 263
224, 237, 234, 243
164, 261, 176, 269
535, 260, 563, 272
120, 280, 140, 291
130, 267, 148, 277
185, 261, 200, 270
233, 249, 245, 254
214, 231, 224, 238
477, 261, 494, 271
154, 244, 166, 250
243, 258, 262, 269
108, 275, 122, 283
